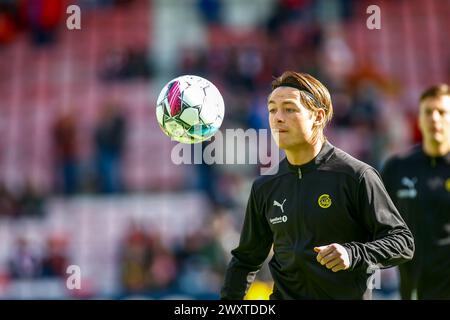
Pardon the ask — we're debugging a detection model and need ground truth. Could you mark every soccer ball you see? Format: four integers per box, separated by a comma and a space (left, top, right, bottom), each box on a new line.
156, 75, 225, 144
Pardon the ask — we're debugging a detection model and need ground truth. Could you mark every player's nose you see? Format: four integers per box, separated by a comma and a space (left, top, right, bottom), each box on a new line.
272, 111, 285, 123
430, 110, 441, 122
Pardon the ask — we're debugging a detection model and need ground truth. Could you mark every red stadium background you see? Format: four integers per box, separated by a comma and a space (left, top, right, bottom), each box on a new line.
0, 0, 448, 299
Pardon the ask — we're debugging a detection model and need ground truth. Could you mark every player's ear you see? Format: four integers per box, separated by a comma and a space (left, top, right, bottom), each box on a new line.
313, 109, 325, 127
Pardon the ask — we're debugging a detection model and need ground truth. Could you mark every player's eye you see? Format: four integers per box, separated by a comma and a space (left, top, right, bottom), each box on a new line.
269, 109, 276, 114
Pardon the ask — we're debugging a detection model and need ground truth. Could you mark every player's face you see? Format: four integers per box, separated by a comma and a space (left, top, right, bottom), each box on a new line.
419, 95, 450, 145
268, 87, 316, 151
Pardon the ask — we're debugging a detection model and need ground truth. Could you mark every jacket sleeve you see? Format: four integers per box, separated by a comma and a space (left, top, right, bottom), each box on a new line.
220, 183, 273, 300
342, 168, 415, 272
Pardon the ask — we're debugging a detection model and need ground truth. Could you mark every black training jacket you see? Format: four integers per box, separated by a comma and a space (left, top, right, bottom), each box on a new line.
221, 142, 414, 300
381, 145, 450, 299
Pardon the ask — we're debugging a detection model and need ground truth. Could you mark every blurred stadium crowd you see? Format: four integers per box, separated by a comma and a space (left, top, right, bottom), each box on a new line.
0, 0, 448, 299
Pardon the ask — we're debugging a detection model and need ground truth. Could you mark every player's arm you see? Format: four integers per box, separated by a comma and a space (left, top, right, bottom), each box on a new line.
220, 184, 273, 300
341, 168, 415, 271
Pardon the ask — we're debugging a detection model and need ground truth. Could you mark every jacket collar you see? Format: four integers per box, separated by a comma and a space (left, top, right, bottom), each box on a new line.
282, 141, 335, 175
419, 144, 450, 166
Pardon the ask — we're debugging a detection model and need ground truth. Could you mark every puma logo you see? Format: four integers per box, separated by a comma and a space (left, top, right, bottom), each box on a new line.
402, 177, 417, 189
397, 177, 418, 199
273, 199, 286, 213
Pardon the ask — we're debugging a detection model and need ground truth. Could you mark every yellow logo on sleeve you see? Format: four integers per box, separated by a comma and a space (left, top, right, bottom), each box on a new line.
445, 178, 450, 192
318, 194, 332, 208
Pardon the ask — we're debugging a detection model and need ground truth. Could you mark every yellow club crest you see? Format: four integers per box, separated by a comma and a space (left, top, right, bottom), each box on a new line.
445, 178, 450, 192
318, 194, 332, 208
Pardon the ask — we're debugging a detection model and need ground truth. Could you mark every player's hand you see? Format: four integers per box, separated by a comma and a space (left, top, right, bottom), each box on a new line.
314, 243, 350, 272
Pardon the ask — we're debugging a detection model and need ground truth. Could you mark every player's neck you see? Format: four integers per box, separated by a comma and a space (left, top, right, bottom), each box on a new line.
285, 140, 324, 166
423, 140, 450, 157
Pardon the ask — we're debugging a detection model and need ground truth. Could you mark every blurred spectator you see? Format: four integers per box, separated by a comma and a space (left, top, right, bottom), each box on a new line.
52, 109, 80, 195
194, 142, 222, 207
122, 47, 153, 80
119, 222, 178, 294
93, 103, 127, 194
209, 208, 240, 264
119, 222, 150, 294
197, 0, 223, 26
20, 0, 65, 46
147, 234, 178, 291
0, 182, 18, 218
247, 90, 271, 130
177, 255, 221, 296
99, 48, 127, 82
114, 0, 137, 7
176, 217, 228, 295
179, 48, 209, 77
99, 47, 153, 82
0, 1, 19, 45
41, 235, 69, 277
266, 0, 313, 34
329, 89, 353, 127
16, 179, 46, 218
350, 81, 380, 129
337, 0, 356, 22
75, 0, 135, 10
319, 24, 354, 85
8, 237, 42, 279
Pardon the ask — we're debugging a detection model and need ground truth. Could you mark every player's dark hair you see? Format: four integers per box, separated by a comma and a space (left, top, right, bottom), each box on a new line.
420, 84, 450, 103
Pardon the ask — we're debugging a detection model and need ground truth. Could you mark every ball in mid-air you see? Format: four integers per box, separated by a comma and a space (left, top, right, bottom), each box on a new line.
156, 75, 225, 144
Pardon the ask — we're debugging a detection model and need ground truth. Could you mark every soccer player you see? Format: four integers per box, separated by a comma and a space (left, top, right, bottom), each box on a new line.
220, 71, 414, 300
381, 84, 450, 299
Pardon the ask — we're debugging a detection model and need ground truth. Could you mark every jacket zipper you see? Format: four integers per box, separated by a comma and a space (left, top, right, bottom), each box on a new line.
298, 168, 302, 179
